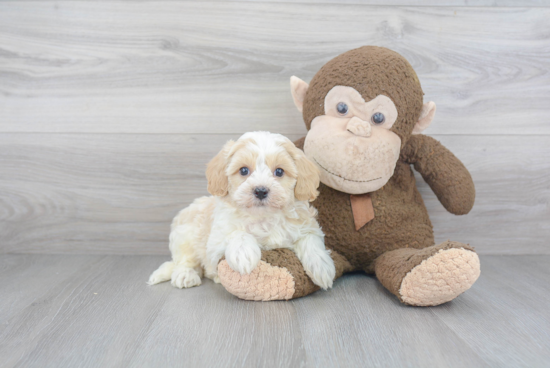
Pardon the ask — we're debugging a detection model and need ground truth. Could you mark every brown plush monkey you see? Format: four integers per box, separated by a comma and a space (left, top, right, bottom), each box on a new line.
217, 46, 480, 306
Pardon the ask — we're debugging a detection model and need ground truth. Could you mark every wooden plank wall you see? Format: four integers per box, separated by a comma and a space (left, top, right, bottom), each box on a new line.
1, 1, 548, 255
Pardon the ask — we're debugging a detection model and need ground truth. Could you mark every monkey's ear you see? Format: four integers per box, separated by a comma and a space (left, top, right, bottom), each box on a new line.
206, 140, 234, 196
290, 76, 309, 113
412, 101, 436, 135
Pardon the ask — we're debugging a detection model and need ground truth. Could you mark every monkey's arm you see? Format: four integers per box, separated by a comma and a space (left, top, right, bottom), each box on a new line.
401, 134, 475, 215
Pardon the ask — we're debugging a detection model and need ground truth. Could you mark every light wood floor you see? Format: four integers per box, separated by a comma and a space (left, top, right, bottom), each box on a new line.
1, 254, 548, 368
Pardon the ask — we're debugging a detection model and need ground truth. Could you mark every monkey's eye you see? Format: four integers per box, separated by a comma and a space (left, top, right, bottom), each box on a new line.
274, 168, 284, 177
371, 112, 385, 125
336, 102, 349, 116
239, 167, 249, 176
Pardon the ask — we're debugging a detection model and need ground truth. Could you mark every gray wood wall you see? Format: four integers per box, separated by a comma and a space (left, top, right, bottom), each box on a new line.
1, 1, 549, 255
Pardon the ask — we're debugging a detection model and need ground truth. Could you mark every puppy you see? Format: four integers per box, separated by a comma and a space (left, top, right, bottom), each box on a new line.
148, 131, 336, 290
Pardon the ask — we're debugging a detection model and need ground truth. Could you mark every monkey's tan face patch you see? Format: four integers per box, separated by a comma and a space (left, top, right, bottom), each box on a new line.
304, 86, 401, 194
324, 86, 398, 129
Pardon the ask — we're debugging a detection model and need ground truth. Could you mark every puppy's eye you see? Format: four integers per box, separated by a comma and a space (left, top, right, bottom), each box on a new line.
239, 167, 249, 176
371, 112, 385, 125
336, 102, 348, 116
274, 168, 284, 177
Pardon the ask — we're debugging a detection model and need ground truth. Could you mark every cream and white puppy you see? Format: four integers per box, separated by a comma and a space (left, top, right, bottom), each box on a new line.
148, 131, 336, 290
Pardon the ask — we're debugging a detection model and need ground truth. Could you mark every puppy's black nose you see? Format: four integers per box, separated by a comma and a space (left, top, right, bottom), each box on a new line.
254, 187, 269, 200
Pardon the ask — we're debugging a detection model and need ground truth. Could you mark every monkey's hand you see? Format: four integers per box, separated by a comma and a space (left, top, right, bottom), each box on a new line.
401, 134, 475, 215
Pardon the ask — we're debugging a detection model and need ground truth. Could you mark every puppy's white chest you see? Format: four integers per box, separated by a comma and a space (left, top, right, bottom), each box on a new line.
245, 218, 294, 249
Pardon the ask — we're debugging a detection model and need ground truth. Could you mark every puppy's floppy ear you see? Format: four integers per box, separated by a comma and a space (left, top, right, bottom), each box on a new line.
283, 141, 320, 202
206, 140, 234, 196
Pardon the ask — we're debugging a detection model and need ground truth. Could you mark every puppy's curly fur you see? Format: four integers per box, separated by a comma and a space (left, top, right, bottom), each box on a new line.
148, 132, 336, 290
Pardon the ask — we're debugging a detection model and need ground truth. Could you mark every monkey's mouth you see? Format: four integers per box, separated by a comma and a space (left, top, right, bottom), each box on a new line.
313, 158, 381, 183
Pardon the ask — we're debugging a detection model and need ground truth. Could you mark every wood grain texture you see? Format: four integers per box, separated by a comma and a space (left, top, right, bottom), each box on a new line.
0, 2, 549, 135
0, 254, 99, 323
0, 254, 549, 367
129, 265, 306, 368
430, 255, 550, 367
183, 0, 550, 5
4, 0, 550, 6
0, 255, 174, 367
1, 133, 548, 255
291, 274, 488, 367
0, 1, 548, 256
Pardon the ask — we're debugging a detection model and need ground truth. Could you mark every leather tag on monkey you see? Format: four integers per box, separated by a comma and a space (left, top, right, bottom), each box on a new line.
350, 193, 375, 231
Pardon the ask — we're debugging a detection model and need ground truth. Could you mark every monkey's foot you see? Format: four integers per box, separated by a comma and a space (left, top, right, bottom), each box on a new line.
218, 248, 333, 301
218, 259, 296, 301
400, 247, 480, 306
375, 241, 481, 306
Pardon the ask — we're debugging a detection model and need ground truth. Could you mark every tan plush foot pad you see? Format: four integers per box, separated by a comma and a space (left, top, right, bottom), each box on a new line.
218, 260, 295, 301
399, 248, 480, 306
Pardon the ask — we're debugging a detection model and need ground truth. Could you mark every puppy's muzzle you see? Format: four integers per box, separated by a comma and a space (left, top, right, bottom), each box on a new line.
253, 187, 269, 200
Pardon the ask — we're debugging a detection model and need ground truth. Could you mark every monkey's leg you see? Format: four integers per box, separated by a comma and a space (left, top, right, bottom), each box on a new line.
218, 248, 352, 301
374, 241, 480, 306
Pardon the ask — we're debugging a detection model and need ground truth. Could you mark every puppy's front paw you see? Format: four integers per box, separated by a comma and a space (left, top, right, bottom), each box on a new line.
302, 249, 336, 290
225, 243, 261, 275
171, 266, 201, 289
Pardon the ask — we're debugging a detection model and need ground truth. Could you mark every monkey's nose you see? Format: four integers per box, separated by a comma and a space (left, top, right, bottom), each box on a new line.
346, 116, 371, 137
254, 187, 269, 200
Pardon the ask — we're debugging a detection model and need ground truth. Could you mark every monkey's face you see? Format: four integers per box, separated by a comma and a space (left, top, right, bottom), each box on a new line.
290, 46, 436, 195
303, 86, 401, 194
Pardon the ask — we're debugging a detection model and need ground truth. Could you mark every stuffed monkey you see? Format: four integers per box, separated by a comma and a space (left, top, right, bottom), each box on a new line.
217, 46, 480, 306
